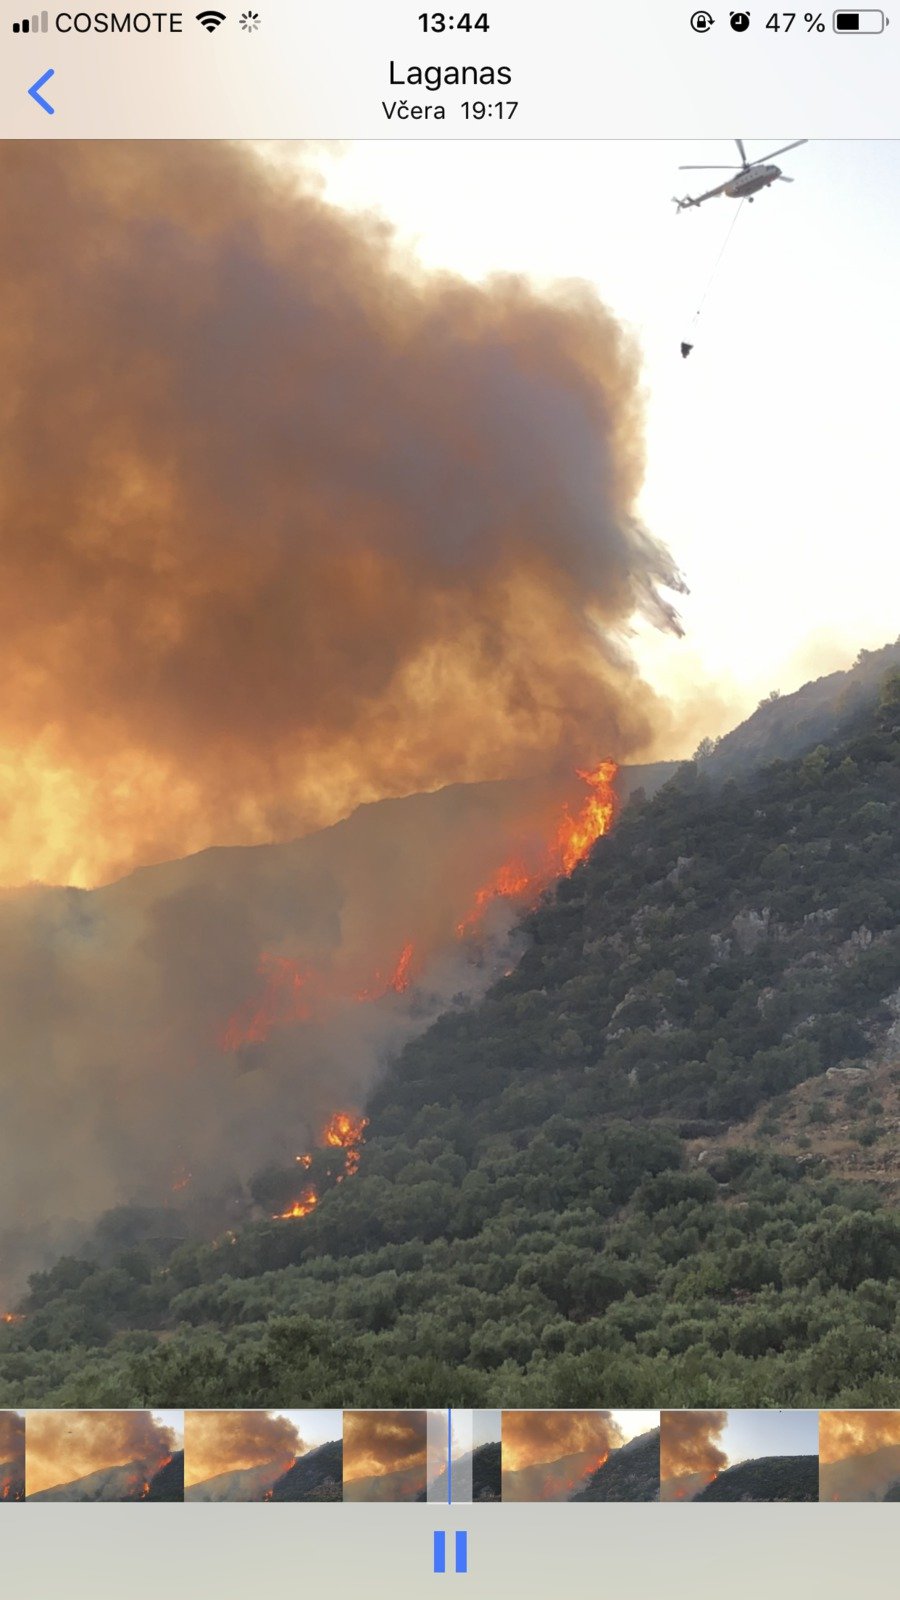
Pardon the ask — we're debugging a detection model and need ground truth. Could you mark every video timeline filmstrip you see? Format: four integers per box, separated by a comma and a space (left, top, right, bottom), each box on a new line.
2, 1409, 899, 1503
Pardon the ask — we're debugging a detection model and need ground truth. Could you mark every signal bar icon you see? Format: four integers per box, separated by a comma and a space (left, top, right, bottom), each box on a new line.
12, 10, 50, 30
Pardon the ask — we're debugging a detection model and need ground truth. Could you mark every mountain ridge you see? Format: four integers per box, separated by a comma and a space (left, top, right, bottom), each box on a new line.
1, 652, 898, 1411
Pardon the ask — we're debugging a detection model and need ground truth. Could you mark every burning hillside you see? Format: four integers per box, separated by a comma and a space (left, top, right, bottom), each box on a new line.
183, 1410, 339, 1501
220, 761, 618, 1055
267, 1109, 369, 1219
0, 140, 686, 1283
501, 1412, 623, 1501
0, 760, 638, 1296
25, 1411, 179, 1501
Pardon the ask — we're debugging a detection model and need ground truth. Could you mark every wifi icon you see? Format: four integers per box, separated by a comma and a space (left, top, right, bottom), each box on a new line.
196, 9, 226, 30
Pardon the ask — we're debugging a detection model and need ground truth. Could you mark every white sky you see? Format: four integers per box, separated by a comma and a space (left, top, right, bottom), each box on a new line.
611, 1409, 660, 1444
302, 139, 900, 752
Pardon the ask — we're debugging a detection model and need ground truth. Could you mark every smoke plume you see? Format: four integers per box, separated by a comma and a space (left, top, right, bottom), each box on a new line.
660, 1410, 728, 1500
502, 1411, 622, 1473
0, 1410, 26, 1502
819, 1411, 900, 1501
343, 1411, 427, 1488
0, 1411, 24, 1463
184, 1410, 303, 1488
0, 140, 685, 1289
0, 142, 682, 891
25, 1409, 177, 1498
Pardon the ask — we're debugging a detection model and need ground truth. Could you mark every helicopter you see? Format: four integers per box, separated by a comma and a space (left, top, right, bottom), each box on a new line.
673, 138, 807, 212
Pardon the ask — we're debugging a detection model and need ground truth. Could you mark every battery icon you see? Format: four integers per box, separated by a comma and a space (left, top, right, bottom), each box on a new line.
833, 9, 886, 27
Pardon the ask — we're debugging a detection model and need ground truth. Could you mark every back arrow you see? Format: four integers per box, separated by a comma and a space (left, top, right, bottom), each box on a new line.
28, 68, 55, 115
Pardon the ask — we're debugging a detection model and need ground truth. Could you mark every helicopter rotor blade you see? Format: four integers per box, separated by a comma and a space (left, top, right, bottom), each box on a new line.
754, 138, 808, 164
736, 138, 748, 167
678, 165, 741, 171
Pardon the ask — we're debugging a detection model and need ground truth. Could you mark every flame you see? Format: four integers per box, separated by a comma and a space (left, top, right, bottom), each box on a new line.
323, 1110, 369, 1150
223, 944, 415, 1051
323, 1109, 368, 1178
221, 761, 617, 1049
556, 760, 618, 874
274, 1185, 319, 1220
276, 1110, 368, 1219
355, 942, 416, 1002
457, 760, 617, 934
456, 859, 533, 936
220, 952, 321, 1051
1, 1312, 25, 1325
171, 1169, 192, 1193
388, 941, 414, 993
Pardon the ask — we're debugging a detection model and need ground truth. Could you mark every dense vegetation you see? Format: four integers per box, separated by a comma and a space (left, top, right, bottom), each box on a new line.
696, 1454, 819, 1502
1, 670, 898, 1410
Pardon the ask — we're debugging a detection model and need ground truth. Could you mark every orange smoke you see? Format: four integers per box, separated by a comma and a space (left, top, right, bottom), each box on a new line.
660, 1411, 728, 1500
0, 144, 682, 890
819, 1412, 900, 1464
26, 1410, 177, 1499
184, 1411, 302, 1489
502, 1412, 623, 1474
343, 1411, 427, 1488
819, 1412, 900, 1500
0, 1413, 24, 1461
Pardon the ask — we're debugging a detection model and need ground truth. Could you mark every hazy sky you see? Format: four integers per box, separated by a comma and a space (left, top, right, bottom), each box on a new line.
308, 139, 900, 746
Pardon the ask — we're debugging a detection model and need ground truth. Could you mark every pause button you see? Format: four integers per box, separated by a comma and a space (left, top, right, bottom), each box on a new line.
433, 1531, 468, 1574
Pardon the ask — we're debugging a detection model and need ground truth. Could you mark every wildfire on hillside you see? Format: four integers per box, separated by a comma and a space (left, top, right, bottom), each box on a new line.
457, 760, 617, 933
221, 761, 618, 1055
272, 1110, 369, 1219
274, 1186, 319, 1221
